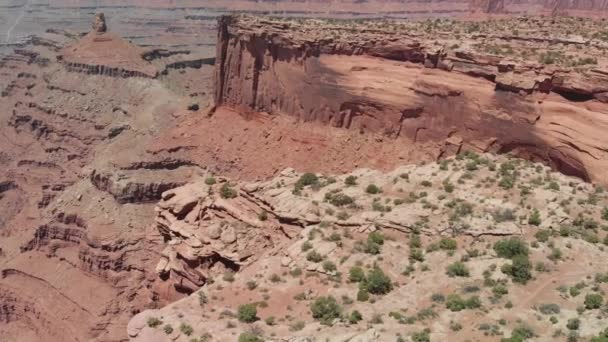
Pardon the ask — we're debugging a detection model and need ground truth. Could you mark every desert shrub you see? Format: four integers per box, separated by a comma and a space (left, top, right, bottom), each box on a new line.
180, 323, 193, 336
409, 248, 425, 262
205, 177, 216, 185
446, 262, 470, 277
411, 329, 431, 342
357, 288, 369, 301
147, 317, 163, 328
220, 183, 237, 199
493, 208, 516, 222
322, 260, 337, 272
301, 241, 312, 251
306, 250, 324, 263
345, 175, 357, 186
295, 173, 319, 190
238, 332, 264, 342
258, 211, 268, 221
503, 324, 536, 341
446, 294, 481, 311
567, 318, 580, 330
163, 324, 173, 334
349, 310, 363, 324
349, 266, 366, 282
534, 230, 551, 242
501, 255, 532, 284
538, 303, 560, 315
439, 237, 458, 250
421, 180, 432, 187
528, 209, 541, 226
366, 184, 381, 194
237, 304, 258, 323
364, 267, 393, 295
494, 238, 528, 259
310, 296, 342, 325
584, 293, 604, 310
326, 192, 354, 207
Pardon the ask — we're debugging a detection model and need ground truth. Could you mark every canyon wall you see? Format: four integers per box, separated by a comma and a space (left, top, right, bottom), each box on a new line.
215, 15, 608, 184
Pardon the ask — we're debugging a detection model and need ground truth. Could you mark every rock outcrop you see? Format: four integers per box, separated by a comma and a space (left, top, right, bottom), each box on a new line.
215, 15, 608, 184
92, 13, 107, 33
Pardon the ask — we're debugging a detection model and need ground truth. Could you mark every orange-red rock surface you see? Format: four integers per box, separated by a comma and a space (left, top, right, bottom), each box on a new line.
215, 15, 608, 184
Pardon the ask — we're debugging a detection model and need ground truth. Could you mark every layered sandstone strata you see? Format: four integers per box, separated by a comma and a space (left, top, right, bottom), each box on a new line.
215, 15, 608, 184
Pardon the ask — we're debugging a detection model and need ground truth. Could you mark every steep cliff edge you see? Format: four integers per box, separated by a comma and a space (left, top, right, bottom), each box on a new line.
215, 15, 608, 184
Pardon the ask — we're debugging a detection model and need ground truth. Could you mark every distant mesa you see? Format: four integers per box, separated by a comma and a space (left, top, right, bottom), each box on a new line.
59, 13, 158, 78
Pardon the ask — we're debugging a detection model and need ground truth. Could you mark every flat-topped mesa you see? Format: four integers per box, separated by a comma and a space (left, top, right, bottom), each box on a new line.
214, 15, 608, 185
59, 14, 158, 78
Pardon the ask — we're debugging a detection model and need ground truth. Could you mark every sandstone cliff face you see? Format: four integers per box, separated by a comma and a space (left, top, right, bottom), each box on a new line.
215, 15, 608, 184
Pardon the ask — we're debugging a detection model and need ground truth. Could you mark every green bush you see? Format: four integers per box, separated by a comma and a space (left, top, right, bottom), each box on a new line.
349, 266, 365, 282
368, 231, 385, 245
163, 324, 173, 334
326, 192, 355, 207
237, 304, 258, 323
205, 177, 216, 185
446, 262, 470, 277
310, 296, 342, 325
365, 267, 393, 295
296, 173, 319, 189
238, 332, 264, 342
147, 317, 162, 328
439, 238, 458, 250
366, 184, 381, 194
349, 310, 363, 324
503, 324, 536, 341
534, 230, 551, 243
306, 250, 324, 263
494, 238, 528, 259
567, 318, 580, 330
411, 329, 431, 342
501, 255, 532, 284
179, 323, 193, 336
220, 183, 238, 199
528, 209, 541, 226
322, 260, 337, 272
446, 294, 481, 311
357, 288, 369, 301
345, 175, 357, 186
538, 303, 560, 315
584, 293, 604, 310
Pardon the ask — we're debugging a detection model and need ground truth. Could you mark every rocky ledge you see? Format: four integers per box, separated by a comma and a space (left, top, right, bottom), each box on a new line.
214, 15, 608, 185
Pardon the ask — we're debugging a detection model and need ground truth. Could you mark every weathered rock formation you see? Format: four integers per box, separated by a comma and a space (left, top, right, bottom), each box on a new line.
215, 15, 608, 184
92, 13, 107, 33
